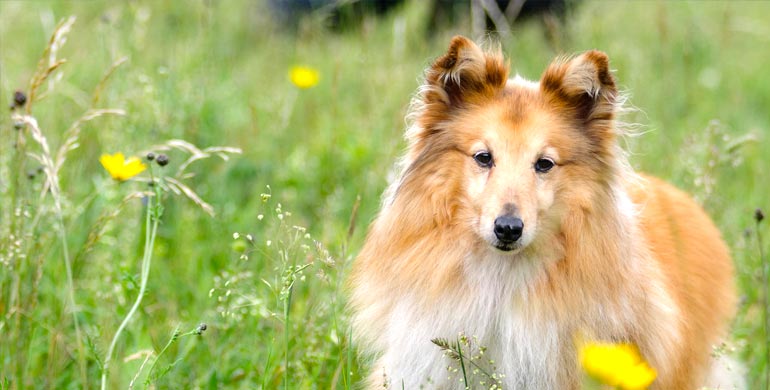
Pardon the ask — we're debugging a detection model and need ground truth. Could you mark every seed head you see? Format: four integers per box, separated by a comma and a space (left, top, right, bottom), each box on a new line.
13, 90, 27, 108
756, 208, 765, 223
156, 154, 169, 167
196, 323, 207, 335
146, 152, 156, 161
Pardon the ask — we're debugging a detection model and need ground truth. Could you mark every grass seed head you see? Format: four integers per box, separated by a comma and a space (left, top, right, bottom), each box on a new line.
196, 323, 207, 335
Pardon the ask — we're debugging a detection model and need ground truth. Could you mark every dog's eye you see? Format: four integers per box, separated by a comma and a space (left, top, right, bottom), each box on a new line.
473, 151, 494, 167
534, 158, 555, 173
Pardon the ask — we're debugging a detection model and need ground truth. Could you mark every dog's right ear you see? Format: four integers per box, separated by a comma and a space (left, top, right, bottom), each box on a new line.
419, 36, 508, 125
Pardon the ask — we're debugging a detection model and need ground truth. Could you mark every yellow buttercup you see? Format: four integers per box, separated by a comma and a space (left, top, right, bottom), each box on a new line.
288, 65, 320, 89
580, 342, 657, 390
100, 152, 147, 181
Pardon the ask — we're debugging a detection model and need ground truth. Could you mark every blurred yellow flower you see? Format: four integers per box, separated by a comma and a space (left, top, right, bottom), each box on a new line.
580, 342, 657, 390
289, 65, 320, 89
100, 152, 146, 181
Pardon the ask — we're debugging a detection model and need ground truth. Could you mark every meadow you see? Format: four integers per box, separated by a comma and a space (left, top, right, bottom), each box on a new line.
0, 1, 768, 388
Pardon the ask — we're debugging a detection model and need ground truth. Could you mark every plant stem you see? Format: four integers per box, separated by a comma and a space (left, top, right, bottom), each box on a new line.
456, 340, 468, 388
284, 284, 294, 390
262, 337, 274, 390
56, 211, 88, 388
6, 115, 29, 384
101, 188, 161, 390
144, 325, 181, 387
345, 326, 353, 390
128, 352, 153, 390
758, 219, 768, 390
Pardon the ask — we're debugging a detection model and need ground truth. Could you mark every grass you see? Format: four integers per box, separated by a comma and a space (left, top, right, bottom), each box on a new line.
0, 0, 768, 388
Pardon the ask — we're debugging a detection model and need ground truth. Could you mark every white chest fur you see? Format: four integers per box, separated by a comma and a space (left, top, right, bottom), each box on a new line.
375, 254, 568, 389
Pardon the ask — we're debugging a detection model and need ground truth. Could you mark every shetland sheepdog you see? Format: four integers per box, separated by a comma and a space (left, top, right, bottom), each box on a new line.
349, 36, 741, 389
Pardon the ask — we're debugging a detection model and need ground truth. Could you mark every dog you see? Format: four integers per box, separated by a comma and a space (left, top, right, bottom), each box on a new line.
349, 36, 741, 389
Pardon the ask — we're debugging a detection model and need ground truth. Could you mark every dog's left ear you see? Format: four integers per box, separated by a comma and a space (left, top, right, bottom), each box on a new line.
540, 50, 618, 138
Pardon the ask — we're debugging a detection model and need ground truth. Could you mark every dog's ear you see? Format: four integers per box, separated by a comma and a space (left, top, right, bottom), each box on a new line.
540, 50, 618, 140
421, 36, 508, 117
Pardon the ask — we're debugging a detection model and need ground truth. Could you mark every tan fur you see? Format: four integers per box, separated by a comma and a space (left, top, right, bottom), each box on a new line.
350, 36, 737, 389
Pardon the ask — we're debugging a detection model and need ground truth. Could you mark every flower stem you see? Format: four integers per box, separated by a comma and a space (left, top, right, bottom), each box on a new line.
101, 183, 161, 390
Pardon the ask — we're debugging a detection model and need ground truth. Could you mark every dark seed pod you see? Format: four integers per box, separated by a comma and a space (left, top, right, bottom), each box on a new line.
146, 152, 156, 161
13, 90, 27, 107
156, 154, 169, 167
756, 208, 765, 223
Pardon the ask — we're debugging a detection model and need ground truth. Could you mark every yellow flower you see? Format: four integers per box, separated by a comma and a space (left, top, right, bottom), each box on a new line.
580, 342, 657, 390
288, 65, 320, 89
100, 152, 146, 181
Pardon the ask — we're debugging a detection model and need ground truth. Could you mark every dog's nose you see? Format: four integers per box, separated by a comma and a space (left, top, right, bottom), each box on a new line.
494, 216, 524, 243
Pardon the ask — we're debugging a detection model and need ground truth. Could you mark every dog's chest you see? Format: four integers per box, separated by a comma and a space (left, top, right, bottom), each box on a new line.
379, 260, 573, 389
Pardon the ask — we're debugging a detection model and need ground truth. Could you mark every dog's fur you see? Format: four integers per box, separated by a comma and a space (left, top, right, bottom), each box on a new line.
349, 36, 739, 389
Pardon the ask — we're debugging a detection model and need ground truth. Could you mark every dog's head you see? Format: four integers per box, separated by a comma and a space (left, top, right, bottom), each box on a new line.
395, 36, 622, 254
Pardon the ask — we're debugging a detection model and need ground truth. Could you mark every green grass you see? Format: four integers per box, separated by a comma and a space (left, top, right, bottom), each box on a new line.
0, 0, 768, 388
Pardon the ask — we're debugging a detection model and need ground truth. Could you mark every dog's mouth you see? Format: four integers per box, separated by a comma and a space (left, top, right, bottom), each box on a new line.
493, 241, 521, 252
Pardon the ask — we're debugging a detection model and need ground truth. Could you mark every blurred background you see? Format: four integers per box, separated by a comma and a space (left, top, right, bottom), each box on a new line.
1, 0, 768, 388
